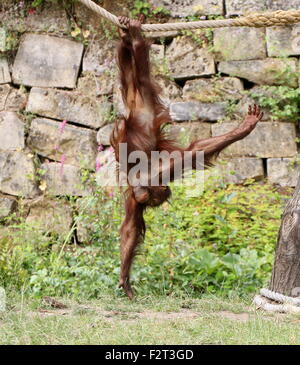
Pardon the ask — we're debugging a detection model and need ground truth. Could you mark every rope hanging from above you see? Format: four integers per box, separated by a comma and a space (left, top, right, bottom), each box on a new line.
77, 0, 300, 30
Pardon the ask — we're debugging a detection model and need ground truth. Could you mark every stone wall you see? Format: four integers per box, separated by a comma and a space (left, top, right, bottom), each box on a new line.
0, 0, 300, 237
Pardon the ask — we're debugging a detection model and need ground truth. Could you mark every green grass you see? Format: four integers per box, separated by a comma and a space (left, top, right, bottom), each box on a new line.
0, 182, 295, 344
0, 181, 286, 298
1, 292, 300, 345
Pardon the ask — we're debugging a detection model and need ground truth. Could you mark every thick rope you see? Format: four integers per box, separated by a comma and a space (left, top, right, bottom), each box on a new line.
253, 295, 300, 313
260, 288, 300, 306
253, 288, 300, 313
77, 0, 300, 30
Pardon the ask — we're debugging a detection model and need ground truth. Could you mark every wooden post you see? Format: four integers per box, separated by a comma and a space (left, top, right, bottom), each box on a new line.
269, 175, 300, 296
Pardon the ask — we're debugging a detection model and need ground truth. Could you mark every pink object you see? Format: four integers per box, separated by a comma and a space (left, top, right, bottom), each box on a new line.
96, 159, 102, 172
97, 144, 104, 152
59, 120, 67, 133
60, 154, 66, 176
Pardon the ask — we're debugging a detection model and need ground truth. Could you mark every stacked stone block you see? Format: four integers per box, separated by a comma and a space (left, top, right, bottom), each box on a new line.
1, 1, 300, 239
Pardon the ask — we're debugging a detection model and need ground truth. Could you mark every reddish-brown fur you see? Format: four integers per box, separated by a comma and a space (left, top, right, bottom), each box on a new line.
110, 17, 263, 299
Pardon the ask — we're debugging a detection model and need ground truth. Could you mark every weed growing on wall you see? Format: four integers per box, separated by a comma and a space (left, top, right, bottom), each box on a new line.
249, 85, 300, 122
130, 0, 170, 20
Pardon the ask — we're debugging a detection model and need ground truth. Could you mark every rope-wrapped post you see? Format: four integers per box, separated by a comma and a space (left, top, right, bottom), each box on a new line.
77, 0, 300, 30
253, 288, 300, 313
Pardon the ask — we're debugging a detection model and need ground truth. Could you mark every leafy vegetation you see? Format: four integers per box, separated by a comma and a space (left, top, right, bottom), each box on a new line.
181, 28, 214, 48
130, 0, 152, 18
130, 0, 170, 20
249, 86, 300, 122
0, 180, 286, 299
3, 30, 20, 52
180, 15, 214, 49
31, 0, 45, 7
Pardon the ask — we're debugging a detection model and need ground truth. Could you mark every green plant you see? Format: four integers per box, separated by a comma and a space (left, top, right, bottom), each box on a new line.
152, 6, 170, 17
249, 85, 300, 122
264, 59, 299, 88
4, 30, 20, 52
224, 99, 239, 120
0, 180, 285, 298
130, 0, 152, 18
130, 0, 170, 20
31, 0, 61, 8
31, 0, 44, 7
181, 28, 214, 48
